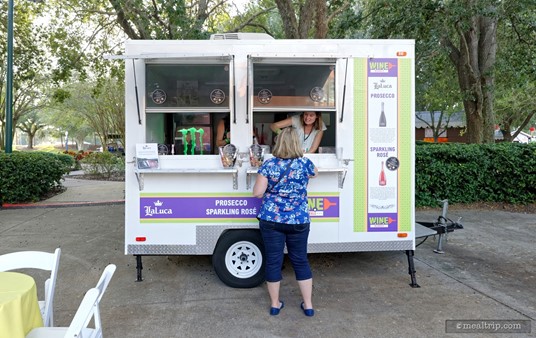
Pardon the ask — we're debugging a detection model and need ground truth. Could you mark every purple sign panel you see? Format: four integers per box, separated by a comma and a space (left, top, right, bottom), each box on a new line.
367, 213, 398, 232
368, 58, 398, 78
140, 196, 339, 220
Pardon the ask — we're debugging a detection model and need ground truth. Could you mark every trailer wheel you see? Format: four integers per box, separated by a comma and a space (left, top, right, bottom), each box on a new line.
212, 230, 265, 288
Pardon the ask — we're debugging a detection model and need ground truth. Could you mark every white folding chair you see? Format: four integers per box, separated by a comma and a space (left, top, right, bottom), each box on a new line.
26, 287, 102, 338
94, 264, 116, 303
92, 264, 116, 331
0, 248, 61, 327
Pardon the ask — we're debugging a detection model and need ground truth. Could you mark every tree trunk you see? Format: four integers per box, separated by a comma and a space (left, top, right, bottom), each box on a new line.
518, 112, 535, 137
27, 134, 34, 149
464, 101, 484, 143
275, 0, 299, 38
108, 0, 141, 39
314, 0, 328, 39
443, 4, 498, 144
500, 127, 512, 142
479, 15, 498, 143
275, 0, 336, 39
297, 2, 314, 38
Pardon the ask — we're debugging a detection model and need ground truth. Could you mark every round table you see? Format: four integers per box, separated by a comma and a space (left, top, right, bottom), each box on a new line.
0, 272, 44, 338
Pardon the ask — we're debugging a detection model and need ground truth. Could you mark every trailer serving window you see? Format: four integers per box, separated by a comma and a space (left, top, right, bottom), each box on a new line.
250, 59, 337, 150
145, 62, 232, 155
252, 63, 335, 110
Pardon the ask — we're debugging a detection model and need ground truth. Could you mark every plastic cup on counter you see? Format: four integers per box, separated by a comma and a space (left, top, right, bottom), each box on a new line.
219, 144, 238, 168
249, 144, 265, 167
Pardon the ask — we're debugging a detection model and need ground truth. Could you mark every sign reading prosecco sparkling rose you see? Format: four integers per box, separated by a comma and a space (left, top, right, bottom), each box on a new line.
366, 58, 399, 232
139, 195, 339, 223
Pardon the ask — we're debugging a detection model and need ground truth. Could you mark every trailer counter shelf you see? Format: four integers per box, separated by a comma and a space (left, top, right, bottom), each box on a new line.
134, 167, 239, 191
246, 167, 347, 189
117, 36, 418, 288
134, 154, 347, 190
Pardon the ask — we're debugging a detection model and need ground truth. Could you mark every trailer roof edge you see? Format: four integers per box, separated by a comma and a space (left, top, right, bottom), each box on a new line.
103, 53, 233, 60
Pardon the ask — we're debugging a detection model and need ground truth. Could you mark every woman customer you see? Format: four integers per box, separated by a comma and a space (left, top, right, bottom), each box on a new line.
270, 111, 326, 153
252, 127, 318, 317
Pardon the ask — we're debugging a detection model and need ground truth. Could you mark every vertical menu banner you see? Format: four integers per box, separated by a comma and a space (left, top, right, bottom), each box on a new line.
366, 58, 399, 232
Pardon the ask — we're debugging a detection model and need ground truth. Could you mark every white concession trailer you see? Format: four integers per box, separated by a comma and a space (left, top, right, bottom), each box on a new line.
118, 35, 417, 288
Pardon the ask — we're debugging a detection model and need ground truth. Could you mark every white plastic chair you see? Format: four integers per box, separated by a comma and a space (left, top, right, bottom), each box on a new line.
26, 287, 101, 338
0, 248, 61, 327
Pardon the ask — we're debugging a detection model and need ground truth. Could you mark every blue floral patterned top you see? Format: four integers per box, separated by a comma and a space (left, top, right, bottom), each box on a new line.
257, 157, 316, 224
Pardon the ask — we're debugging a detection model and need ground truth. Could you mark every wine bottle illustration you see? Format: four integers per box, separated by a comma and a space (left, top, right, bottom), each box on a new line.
379, 161, 387, 186
379, 102, 387, 127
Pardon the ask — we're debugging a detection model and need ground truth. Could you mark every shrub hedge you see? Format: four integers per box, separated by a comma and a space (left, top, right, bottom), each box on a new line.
1, 143, 534, 206
81, 151, 125, 179
415, 142, 536, 206
0, 151, 73, 203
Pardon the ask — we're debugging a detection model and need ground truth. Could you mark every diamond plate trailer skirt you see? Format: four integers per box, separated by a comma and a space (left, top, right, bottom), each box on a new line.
127, 225, 413, 255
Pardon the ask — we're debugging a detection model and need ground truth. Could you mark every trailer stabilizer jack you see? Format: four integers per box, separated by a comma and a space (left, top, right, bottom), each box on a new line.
135, 255, 143, 282
406, 250, 420, 288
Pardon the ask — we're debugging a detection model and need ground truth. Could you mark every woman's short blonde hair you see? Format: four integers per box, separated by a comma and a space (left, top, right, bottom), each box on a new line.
272, 127, 303, 159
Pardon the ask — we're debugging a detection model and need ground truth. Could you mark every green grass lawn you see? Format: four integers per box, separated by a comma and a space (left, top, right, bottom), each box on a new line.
15, 144, 65, 153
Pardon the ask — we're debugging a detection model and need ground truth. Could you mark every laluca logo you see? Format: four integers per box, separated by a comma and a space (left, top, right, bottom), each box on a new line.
145, 200, 173, 216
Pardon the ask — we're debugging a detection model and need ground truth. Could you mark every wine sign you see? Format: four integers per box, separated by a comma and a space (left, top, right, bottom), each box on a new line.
366, 58, 399, 232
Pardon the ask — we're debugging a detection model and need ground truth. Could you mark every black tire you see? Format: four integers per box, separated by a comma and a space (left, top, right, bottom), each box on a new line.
212, 230, 265, 288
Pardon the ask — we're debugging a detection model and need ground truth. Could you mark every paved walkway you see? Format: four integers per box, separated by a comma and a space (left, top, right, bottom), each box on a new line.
2, 172, 124, 208
0, 175, 534, 337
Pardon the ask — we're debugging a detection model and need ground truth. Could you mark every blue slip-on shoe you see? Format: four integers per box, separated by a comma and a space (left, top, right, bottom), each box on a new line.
270, 301, 284, 316
300, 302, 314, 317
